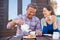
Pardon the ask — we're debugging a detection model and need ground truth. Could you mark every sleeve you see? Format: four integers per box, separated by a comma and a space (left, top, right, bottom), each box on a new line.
7, 22, 12, 29
36, 18, 42, 31
12, 14, 22, 21
7, 14, 22, 29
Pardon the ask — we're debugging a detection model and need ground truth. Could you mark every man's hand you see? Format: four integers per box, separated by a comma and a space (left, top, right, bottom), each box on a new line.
36, 30, 42, 36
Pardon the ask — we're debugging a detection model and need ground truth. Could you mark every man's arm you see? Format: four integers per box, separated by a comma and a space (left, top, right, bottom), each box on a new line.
36, 18, 42, 36
7, 21, 16, 29
36, 18, 41, 30
7, 15, 24, 29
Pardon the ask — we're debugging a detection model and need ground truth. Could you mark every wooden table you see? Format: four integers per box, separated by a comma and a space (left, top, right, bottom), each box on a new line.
2, 36, 59, 40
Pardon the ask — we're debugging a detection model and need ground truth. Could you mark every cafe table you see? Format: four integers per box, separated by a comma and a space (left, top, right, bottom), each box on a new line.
3, 35, 60, 40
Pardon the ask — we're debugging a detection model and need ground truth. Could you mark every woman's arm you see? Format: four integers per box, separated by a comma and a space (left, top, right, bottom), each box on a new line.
53, 15, 57, 30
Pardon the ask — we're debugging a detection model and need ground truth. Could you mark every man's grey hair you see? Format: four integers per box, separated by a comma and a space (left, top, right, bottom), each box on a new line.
27, 3, 37, 9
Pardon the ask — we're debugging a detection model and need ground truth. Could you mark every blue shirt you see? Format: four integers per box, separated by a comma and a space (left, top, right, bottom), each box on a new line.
41, 18, 59, 34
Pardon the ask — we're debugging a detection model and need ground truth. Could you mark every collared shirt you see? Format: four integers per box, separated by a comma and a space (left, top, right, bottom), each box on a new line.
7, 14, 41, 35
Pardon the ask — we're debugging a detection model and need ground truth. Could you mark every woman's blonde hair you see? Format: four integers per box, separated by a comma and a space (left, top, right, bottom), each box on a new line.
50, 1, 57, 9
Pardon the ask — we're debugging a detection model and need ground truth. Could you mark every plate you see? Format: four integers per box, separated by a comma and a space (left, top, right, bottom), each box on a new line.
43, 34, 52, 36
23, 36, 36, 38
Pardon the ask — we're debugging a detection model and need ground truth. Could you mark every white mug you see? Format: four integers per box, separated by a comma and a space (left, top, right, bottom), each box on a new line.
53, 32, 59, 39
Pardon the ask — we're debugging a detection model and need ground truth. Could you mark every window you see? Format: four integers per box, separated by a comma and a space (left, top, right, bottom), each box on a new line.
8, 0, 31, 20
22, 0, 31, 15
8, 0, 17, 20
50, 0, 60, 15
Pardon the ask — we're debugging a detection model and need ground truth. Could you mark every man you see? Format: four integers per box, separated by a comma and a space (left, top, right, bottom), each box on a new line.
7, 3, 42, 37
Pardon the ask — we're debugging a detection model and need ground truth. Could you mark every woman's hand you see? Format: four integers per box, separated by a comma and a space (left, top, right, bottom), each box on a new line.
45, 16, 53, 24
44, 16, 53, 26
44, 18, 47, 26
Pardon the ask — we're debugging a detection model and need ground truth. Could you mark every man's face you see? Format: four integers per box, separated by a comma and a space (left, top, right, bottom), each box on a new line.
26, 7, 36, 19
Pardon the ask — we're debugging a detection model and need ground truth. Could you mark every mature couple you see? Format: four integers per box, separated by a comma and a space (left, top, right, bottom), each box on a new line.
7, 3, 59, 37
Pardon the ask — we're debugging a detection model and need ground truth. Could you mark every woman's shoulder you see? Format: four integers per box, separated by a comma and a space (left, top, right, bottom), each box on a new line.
51, 15, 57, 20
51, 15, 57, 22
52, 15, 56, 18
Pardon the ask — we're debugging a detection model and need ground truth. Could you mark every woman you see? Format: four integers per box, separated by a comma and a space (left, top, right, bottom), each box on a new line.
41, 5, 59, 34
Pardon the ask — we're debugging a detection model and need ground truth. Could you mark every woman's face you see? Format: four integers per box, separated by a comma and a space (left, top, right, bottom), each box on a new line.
43, 7, 51, 17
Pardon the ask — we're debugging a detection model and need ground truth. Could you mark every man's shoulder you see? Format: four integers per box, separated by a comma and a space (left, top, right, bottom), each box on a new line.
18, 14, 26, 18
34, 16, 40, 21
18, 14, 26, 16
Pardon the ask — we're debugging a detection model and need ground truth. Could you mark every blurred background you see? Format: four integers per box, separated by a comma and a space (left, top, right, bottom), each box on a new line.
0, 0, 60, 37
